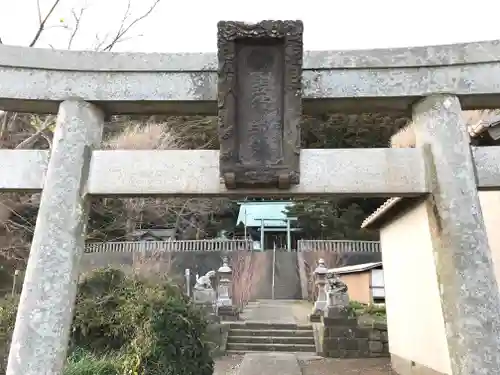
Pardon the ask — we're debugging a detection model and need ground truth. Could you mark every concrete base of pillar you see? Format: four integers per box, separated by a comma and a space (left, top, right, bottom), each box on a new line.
324, 305, 350, 319
391, 353, 446, 375
218, 305, 239, 321
309, 313, 322, 323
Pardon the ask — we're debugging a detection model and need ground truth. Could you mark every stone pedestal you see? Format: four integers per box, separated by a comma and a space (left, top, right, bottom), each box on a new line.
324, 291, 350, 318
193, 288, 217, 316
194, 288, 217, 305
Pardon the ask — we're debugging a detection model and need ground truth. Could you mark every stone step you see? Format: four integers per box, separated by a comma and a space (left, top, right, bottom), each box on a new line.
229, 329, 313, 338
229, 322, 312, 331
228, 335, 315, 345
227, 342, 316, 353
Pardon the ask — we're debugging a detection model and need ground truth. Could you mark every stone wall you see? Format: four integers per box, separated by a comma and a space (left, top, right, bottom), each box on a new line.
204, 314, 230, 358
80, 250, 270, 294
81, 250, 304, 301
80, 251, 233, 277
318, 317, 389, 358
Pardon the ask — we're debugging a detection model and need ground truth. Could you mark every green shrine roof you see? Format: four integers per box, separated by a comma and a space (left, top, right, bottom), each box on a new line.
236, 201, 294, 228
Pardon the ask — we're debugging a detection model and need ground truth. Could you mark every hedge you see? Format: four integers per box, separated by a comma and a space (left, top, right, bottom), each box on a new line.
0, 268, 214, 375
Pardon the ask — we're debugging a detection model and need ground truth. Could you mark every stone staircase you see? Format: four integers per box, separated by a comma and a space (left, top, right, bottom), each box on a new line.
272, 252, 302, 300
226, 322, 316, 353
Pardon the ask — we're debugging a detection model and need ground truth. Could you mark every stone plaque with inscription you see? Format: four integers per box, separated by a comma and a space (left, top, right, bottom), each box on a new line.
217, 20, 303, 189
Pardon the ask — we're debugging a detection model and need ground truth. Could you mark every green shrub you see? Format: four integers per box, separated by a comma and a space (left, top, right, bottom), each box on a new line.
137, 283, 213, 375
364, 303, 386, 316
0, 295, 19, 374
72, 269, 213, 375
348, 300, 365, 310
348, 300, 386, 318
64, 349, 119, 375
71, 268, 142, 352
1, 268, 214, 375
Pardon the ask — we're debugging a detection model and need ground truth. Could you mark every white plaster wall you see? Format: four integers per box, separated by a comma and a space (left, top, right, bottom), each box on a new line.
380, 191, 500, 374
380, 201, 451, 374
479, 191, 500, 280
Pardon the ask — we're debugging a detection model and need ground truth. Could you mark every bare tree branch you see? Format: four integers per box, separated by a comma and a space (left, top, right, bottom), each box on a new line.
38, 132, 53, 149
36, 0, 43, 25
29, 0, 62, 47
67, 7, 86, 50
102, 0, 161, 51
92, 33, 109, 51
0, 112, 8, 140
1, 0, 176, 265
15, 116, 54, 149
0, 113, 18, 146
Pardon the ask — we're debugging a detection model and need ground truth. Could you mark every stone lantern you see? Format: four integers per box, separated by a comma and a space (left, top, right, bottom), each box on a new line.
216, 256, 238, 320
216, 256, 232, 307
310, 258, 328, 322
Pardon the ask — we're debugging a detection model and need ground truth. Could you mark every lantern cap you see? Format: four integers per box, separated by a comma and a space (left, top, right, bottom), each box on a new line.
218, 256, 232, 273
314, 258, 328, 275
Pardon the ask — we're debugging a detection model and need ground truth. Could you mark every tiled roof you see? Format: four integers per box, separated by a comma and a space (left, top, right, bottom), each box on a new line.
361, 198, 402, 229
329, 261, 383, 274
361, 113, 500, 230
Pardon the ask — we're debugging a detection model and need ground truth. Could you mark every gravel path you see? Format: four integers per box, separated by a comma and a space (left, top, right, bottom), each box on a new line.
214, 354, 244, 375
240, 300, 301, 323
299, 357, 393, 375
291, 300, 314, 324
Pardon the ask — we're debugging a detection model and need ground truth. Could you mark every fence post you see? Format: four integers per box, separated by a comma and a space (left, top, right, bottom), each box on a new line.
413, 94, 500, 375
11, 269, 19, 297
6, 100, 104, 375
185, 269, 191, 297
272, 243, 276, 300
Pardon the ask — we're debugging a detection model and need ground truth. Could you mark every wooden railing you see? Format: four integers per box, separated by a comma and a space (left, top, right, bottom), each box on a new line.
84, 239, 380, 253
84, 239, 253, 253
297, 239, 381, 253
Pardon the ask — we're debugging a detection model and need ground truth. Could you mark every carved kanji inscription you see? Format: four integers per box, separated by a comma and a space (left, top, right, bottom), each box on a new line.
217, 20, 303, 189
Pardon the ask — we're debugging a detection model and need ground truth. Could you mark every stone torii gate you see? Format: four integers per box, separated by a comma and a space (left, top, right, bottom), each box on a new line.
1, 20, 500, 375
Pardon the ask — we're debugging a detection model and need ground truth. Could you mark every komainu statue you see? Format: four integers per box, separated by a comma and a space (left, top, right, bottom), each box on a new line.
194, 270, 216, 291
325, 270, 350, 318
326, 271, 348, 294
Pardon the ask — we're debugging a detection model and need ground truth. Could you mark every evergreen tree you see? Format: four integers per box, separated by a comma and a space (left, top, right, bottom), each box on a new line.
289, 113, 409, 240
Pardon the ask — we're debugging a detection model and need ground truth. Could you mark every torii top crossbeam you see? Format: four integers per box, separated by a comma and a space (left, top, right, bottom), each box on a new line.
1, 24, 500, 115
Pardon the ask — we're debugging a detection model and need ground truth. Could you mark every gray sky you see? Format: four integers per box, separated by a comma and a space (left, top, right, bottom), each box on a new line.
0, 0, 499, 53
